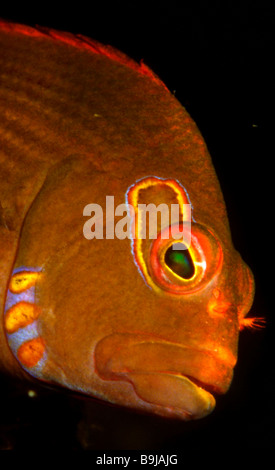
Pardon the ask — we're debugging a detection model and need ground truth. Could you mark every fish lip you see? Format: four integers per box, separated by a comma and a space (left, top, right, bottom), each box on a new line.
175, 372, 219, 395
141, 370, 218, 399
96, 333, 236, 376
94, 332, 236, 410
127, 362, 229, 396
116, 370, 217, 420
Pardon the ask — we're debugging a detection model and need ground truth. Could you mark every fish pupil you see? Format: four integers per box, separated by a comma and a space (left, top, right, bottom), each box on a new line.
164, 243, 195, 279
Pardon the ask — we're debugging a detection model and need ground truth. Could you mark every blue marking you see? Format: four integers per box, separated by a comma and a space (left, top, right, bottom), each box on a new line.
11, 265, 43, 276
4, 265, 47, 379
4, 286, 36, 312
25, 351, 47, 379
5, 265, 42, 311
7, 321, 40, 352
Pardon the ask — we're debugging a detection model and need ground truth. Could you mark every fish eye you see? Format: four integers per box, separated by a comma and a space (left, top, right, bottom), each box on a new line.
149, 223, 223, 295
164, 243, 195, 280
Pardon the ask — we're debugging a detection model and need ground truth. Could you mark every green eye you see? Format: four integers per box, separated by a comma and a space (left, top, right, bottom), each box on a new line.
164, 243, 195, 279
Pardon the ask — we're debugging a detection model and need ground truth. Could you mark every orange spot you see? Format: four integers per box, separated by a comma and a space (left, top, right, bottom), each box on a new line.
5, 302, 41, 334
9, 271, 41, 293
17, 337, 45, 368
208, 290, 233, 318
213, 288, 221, 300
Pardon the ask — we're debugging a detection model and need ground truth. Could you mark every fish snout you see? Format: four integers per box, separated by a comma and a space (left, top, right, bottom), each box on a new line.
207, 250, 255, 330
94, 333, 236, 420
237, 262, 255, 319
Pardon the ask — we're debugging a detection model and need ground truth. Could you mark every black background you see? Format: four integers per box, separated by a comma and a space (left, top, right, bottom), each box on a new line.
0, 1, 274, 455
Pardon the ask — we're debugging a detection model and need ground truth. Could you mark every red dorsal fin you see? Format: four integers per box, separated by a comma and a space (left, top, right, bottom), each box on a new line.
0, 18, 167, 90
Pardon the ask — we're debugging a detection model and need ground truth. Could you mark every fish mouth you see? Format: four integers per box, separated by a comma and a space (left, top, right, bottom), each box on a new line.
94, 333, 236, 420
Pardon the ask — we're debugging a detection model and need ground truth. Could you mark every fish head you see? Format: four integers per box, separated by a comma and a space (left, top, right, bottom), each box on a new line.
4, 157, 255, 420
92, 175, 255, 420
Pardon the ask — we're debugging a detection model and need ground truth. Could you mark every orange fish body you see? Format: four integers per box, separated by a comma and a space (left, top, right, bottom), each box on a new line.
0, 20, 255, 420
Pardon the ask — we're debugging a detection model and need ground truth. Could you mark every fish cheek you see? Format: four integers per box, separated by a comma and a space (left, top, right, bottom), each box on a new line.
34, 249, 109, 384
33, 236, 152, 392
139, 229, 242, 366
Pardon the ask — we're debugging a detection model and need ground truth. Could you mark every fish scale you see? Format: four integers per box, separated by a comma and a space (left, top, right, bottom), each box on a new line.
0, 19, 258, 420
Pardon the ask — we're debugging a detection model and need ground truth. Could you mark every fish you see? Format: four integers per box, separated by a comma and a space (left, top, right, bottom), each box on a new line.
0, 19, 260, 421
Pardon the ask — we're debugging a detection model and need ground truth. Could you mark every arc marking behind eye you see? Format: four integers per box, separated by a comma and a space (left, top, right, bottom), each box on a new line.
125, 176, 192, 292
